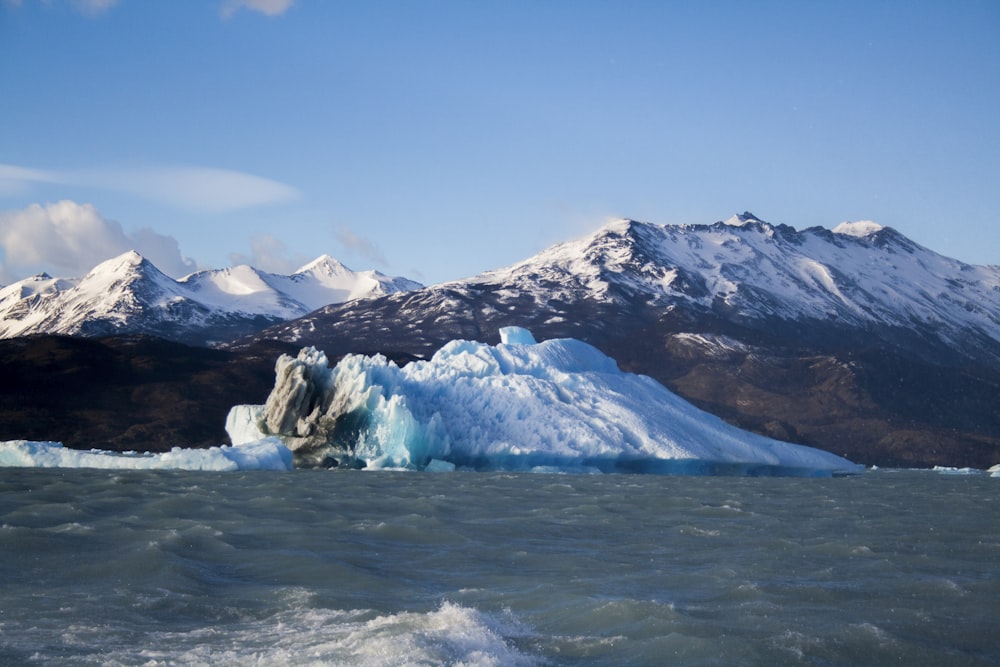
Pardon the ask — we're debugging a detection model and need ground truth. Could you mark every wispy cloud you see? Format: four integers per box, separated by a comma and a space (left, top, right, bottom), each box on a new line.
0, 200, 198, 283
0, 165, 51, 196
0, 163, 300, 213
4, 0, 292, 18
1, 0, 121, 15
228, 233, 310, 275
220, 0, 294, 19
71, 0, 120, 15
335, 225, 388, 267
98, 166, 301, 213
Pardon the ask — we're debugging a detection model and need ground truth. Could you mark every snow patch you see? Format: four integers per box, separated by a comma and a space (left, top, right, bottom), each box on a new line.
722, 212, 762, 227
832, 220, 884, 237
672, 332, 749, 356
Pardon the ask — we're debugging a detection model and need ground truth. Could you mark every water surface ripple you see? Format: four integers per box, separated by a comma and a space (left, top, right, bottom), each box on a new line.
1, 469, 997, 665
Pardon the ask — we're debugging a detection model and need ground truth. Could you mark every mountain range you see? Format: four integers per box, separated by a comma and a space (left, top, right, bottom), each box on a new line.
2, 213, 998, 468
242, 213, 1000, 361
0, 252, 422, 345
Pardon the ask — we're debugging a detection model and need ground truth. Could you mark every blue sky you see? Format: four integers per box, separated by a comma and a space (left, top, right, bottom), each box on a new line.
1, 0, 998, 285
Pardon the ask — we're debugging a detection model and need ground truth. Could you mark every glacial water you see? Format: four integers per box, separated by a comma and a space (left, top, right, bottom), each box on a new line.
1, 468, 997, 666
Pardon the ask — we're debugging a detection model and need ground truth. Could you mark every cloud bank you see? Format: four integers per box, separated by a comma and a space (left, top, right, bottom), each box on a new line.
0, 163, 299, 213
0, 201, 198, 283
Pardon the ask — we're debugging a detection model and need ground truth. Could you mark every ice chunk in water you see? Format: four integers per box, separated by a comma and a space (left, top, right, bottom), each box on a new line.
231, 329, 860, 476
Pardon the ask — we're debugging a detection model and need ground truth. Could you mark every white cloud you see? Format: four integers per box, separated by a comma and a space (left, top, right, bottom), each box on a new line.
220, 0, 294, 19
335, 225, 388, 267
229, 233, 310, 275
0, 163, 300, 213
0, 201, 198, 283
129, 226, 202, 278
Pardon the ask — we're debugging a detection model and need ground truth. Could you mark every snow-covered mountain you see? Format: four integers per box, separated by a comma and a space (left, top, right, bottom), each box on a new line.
235, 213, 1000, 468
0, 251, 422, 345
471, 213, 1000, 359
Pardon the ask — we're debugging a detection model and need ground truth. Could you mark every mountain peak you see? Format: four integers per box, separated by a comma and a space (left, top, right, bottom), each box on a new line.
832, 220, 885, 238
86, 250, 151, 278
118, 249, 145, 264
294, 254, 351, 275
475, 211, 1000, 347
603, 217, 640, 231
722, 211, 766, 227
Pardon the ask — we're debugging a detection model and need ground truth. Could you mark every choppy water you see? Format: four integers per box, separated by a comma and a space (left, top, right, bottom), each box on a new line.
1, 468, 997, 666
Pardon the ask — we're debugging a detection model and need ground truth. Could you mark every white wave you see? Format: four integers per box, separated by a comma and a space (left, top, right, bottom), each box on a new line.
96, 600, 538, 667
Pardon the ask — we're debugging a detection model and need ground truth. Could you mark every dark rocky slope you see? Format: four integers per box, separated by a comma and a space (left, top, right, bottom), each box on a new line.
0, 335, 425, 453
0, 335, 293, 451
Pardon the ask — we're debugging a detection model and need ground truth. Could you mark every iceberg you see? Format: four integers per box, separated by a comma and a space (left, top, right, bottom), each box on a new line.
0, 438, 293, 471
229, 327, 861, 476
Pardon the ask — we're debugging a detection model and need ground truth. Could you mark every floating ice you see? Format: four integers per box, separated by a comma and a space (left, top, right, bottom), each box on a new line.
229, 328, 861, 476
0, 438, 293, 471
931, 465, 982, 475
